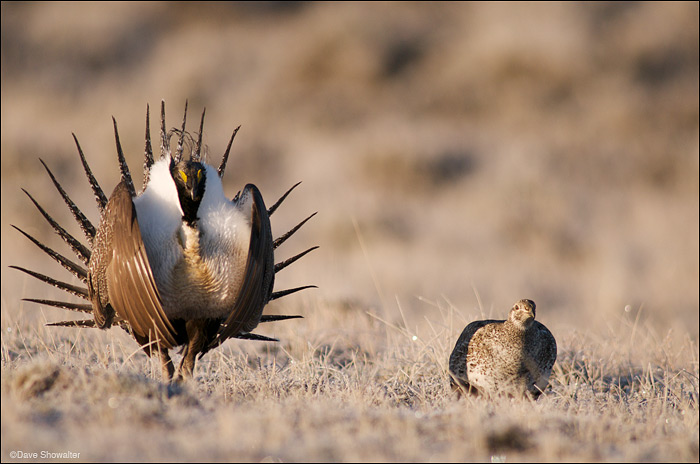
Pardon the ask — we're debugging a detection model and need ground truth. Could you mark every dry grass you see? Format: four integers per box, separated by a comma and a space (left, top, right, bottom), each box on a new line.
2, 295, 698, 462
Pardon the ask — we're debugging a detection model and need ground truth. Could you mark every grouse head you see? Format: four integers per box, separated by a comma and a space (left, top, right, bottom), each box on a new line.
170, 157, 207, 225
509, 298, 536, 329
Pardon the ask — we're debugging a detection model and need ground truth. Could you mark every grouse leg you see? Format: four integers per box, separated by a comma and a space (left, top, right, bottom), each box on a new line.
159, 347, 175, 381
176, 320, 209, 380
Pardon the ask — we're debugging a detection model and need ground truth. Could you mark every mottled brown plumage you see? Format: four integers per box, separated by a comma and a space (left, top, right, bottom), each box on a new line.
449, 299, 557, 398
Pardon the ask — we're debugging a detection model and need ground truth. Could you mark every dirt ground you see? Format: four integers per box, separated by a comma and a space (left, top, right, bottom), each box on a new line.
1, 2, 698, 462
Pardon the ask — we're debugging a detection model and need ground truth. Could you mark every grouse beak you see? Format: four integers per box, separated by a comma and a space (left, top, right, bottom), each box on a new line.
189, 176, 203, 202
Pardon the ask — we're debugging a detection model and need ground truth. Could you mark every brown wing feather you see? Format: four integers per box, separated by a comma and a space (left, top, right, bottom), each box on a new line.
210, 185, 274, 348
105, 182, 178, 348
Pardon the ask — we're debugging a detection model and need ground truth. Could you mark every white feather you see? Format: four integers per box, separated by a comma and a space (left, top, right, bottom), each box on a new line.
196, 163, 251, 309
133, 158, 251, 320
133, 157, 183, 286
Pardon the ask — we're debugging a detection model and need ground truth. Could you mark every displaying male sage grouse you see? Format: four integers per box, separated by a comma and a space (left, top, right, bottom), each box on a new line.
449, 299, 556, 398
11, 101, 317, 381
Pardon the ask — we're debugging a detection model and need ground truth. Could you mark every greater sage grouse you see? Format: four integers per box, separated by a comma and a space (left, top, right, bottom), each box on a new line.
12, 101, 317, 381
449, 299, 556, 398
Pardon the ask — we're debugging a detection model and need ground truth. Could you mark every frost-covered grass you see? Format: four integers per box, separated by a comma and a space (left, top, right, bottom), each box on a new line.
2, 297, 697, 462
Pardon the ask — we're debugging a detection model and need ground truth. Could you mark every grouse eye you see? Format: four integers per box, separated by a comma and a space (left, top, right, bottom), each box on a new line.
179, 170, 188, 183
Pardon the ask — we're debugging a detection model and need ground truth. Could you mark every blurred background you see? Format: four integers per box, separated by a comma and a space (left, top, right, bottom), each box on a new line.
1, 2, 698, 339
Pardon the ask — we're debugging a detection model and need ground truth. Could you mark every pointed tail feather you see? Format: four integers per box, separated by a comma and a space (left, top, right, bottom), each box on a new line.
175, 100, 188, 163
234, 332, 279, 342
22, 298, 93, 313
12, 225, 88, 283
22, 189, 91, 265
275, 246, 319, 274
194, 108, 206, 162
47, 319, 131, 330
47, 319, 96, 328
160, 100, 169, 159
112, 117, 135, 197
218, 125, 240, 178
259, 315, 303, 323
10, 266, 89, 300
40, 159, 96, 244
268, 182, 301, 216
273, 212, 317, 249
143, 103, 154, 189
270, 285, 317, 301
72, 134, 108, 212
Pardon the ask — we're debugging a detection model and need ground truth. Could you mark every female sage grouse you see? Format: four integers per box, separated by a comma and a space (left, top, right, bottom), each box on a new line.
449, 299, 557, 398
11, 101, 317, 381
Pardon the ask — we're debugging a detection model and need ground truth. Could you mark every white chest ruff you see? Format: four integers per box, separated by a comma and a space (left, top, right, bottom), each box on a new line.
134, 159, 251, 320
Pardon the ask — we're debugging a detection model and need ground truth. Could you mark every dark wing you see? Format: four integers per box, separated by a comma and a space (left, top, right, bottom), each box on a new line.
104, 182, 178, 348
448, 319, 501, 390
210, 184, 274, 349
534, 322, 557, 372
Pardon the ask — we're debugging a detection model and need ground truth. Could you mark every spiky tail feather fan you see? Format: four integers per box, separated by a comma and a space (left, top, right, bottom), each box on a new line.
13, 101, 317, 342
